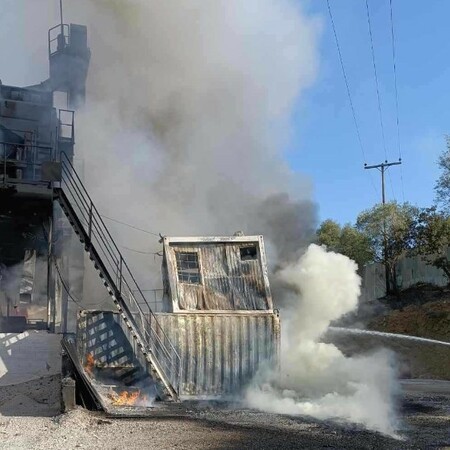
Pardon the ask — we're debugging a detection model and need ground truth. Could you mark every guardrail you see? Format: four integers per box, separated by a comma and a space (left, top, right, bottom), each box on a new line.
48, 24, 70, 57
0, 141, 53, 186
134, 289, 164, 313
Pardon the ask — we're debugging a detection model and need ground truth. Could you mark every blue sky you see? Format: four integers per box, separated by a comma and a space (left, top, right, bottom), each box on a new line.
289, 0, 449, 225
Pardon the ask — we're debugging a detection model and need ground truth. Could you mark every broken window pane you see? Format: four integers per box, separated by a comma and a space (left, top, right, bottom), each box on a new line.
176, 252, 200, 284
240, 245, 257, 261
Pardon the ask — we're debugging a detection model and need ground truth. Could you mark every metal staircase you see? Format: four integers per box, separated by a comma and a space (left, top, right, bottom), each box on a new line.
54, 153, 181, 401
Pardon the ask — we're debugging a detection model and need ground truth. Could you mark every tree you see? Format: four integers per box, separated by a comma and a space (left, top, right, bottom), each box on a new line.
412, 207, 450, 282
339, 224, 374, 270
316, 219, 341, 251
316, 219, 373, 271
435, 137, 450, 212
356, 202, 417, 293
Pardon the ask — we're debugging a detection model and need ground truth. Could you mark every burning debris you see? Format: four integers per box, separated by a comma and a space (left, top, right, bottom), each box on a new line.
84, 353, 95, 377
107, 388, 152, 407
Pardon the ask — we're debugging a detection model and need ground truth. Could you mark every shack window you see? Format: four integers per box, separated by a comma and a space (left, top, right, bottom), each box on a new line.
240, 245, 257, 261
176, 252, 201, 284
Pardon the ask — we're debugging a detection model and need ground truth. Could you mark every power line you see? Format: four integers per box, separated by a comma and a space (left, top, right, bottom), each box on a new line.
41, 224, 110, 309
389, 0, 406, 202
326, 0, 379, 196
365, 0, 389, 162
120, 245, 162, 256
53, 258, 113, 308
387, 171, 396, 202
327, 0, 366, 162
389, 0, 401, 161
100, 214, 161, 237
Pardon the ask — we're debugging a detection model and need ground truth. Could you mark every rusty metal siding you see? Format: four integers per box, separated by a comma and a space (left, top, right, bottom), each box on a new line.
156, 312, 280, 398
163, 237, 272, 311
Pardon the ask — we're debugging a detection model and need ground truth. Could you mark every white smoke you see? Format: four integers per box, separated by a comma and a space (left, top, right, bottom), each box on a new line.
246, 244, 399, 436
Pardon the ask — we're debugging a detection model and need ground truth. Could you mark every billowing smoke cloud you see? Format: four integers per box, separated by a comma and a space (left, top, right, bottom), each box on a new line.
1, 0, 321, 284
65, 0, 322, 285
246, 244, 399, 436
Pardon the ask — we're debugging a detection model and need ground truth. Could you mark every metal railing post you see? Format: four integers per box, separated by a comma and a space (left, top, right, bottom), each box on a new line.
71, 111, 75, 143
88, 201, 93, 242
119, 257, 123, 294
2, 144, 5, 186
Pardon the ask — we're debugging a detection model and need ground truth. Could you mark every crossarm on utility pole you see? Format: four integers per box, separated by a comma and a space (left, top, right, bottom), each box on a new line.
364, 159, 401, 204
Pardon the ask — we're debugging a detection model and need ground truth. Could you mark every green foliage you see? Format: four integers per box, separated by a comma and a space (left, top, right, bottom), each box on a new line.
339, 224, 374, 269
435, 137, 450, 212
412, 207, 450, 281
356, 202, 417, 262
316, 219, 341, 250
316, 219, 373, 270
356, 202, 417, 291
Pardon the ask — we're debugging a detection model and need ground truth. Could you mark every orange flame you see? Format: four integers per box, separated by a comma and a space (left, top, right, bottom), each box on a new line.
85, 353, 95, 376
108, 389, 149, 406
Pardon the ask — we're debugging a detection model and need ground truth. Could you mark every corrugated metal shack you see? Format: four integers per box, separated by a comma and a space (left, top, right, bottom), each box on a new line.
161, 236, 273, 312
156, 235, 280, 399
74, 235, 280, 401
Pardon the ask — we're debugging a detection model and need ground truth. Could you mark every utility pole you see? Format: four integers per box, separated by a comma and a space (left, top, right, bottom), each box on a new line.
364, 159, 402, 295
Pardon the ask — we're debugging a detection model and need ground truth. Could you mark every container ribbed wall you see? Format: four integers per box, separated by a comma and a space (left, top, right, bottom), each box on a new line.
155, 312, 280, 398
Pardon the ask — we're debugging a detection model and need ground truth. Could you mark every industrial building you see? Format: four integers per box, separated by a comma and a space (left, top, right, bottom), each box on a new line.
0, 22, 89, 334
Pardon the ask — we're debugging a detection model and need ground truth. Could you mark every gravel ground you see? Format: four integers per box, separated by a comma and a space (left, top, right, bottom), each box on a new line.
0, 377, 448, 449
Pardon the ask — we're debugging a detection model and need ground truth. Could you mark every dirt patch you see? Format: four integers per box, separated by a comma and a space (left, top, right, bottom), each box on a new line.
0, 375, 61, 417
369, 300, 450, 342
348, 284, 450, 380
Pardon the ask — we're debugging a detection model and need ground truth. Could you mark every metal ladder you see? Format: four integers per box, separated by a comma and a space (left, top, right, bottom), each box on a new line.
53, 153, 181, 401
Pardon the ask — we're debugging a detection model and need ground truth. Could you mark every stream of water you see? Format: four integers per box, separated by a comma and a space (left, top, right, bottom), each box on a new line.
328, 327, 450, 347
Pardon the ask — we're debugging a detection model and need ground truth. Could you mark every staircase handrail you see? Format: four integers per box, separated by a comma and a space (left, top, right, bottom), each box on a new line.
57, 152, 181, 395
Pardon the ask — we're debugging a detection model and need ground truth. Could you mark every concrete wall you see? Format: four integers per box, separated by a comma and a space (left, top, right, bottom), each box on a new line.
395, 250, 450, 289
0, 331, 61, 386
361, 248, 450, 302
